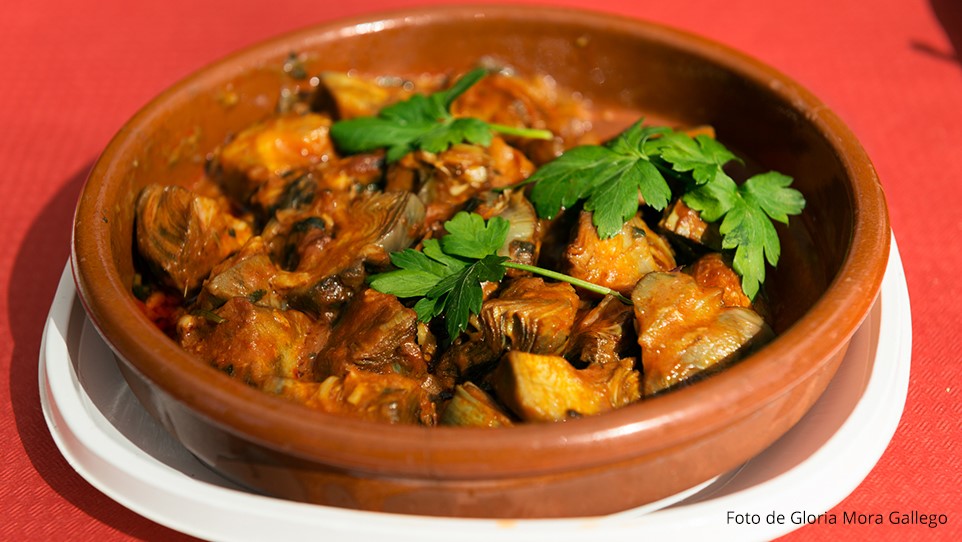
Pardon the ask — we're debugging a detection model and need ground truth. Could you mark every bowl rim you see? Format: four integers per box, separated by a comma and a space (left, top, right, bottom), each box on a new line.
71, 3, 891, 480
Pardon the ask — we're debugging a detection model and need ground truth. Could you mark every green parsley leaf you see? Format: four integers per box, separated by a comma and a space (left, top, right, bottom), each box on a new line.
368, 211, 631, 337
741, 171, 807, 223
366, 265, 440, 298
681, 173, 739, 222
329, 68, 553, 162
653, 132, 740, 186
367, 241, 465, 298
441, 212, 510, 259
428, 254, 508, 337
526, 122, 673, 238
685, 170, 805, 299
525, 120, 806, 299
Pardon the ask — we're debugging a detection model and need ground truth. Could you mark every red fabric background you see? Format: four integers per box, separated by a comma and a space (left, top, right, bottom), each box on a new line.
2, 0, 959, 539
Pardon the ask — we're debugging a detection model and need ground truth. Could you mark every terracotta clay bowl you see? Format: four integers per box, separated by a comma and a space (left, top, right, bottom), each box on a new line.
72, 4, 890, 518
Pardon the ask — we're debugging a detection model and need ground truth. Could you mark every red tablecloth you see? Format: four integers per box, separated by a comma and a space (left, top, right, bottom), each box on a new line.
2, 0, 959, 539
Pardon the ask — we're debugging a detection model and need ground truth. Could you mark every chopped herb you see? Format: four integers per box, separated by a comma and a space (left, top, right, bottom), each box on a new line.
524, 122, 673, 236
194, 309, 226, 324
368, 212, 629, 337
684, 171, 805, 298
523, 121, 805, 299
247, 289, 267, 303
329, 68, 553, 162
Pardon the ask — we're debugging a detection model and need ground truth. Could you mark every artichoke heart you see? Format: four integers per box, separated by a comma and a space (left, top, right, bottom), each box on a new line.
565, 211, 676, 296
632, 272, 772, 396
267, 367, 437, 426
440, 382, 514, 428
135, 183, 252, 294
492, 351, 640, 423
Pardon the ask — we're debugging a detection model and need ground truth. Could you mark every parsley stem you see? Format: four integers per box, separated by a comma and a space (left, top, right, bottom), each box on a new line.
502, 262, 633, 304
488, 123, 554, 141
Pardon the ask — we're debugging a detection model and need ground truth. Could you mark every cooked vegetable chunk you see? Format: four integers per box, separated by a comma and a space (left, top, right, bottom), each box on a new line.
215, 112, 336, 205
135, 184, 252, 294
688, 253, 752, 308
282, 191, 426, 317
294, 190, 425, 273
492, 351, 640, 422
198, 190, 425, 316
631, 272, 771, 395
178, 297, 325, 386
472, 190, 543, 271
314, 289, 427, 379
440, 382, 514, 427
316, 71, 444, 120
451, 71, 596, 164
197, 236, 313, 311
658, 198, 721, 250
565, 211, 676, 296
269, 367, 437, 425
480, 277, 580, 354
434, 276, 580, 385
566, 295, 635, 366
385, 138, 533, 231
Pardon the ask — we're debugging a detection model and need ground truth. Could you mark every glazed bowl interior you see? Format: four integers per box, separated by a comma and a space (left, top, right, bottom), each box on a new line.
71, 5, 889, 517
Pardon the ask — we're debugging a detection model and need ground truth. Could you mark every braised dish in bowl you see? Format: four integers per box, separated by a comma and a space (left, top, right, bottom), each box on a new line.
72, 5, 889, 518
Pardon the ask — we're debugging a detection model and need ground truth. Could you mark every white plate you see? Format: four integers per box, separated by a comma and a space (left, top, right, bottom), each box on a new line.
40, 236, 911, 542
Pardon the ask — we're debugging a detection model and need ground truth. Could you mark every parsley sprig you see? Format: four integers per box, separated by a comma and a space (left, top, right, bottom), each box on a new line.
329, 68, 553, 162
523, 121, 805, 299
525, 123, 675, 235
368, 212, 630, 337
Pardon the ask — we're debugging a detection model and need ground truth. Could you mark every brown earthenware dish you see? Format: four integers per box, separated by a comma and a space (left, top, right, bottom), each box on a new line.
71, 4, 890, 518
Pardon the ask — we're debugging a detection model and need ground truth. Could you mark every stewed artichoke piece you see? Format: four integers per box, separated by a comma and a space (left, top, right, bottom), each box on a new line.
450, 69, 597, 165
268, 367, 437, 425
316, 71, 446, 120
433, 276, 581, 386
284, 191, 426, 317
470, 189, 543, 272
564, 211, 676, 297
195, 236, 314, 312
631, 272, 772, 396
385, 137, 534, 232
492, 351, 640, 423
313, 288, 427, 380
177, 297, 326, 387
658, 198, 722, 250
687, 252, 753, 309
480, 277, 580, 355
214, 112, 336, 206
440, 382, 514, 428
565, 295, 636, 367
135, 184, 252, 295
